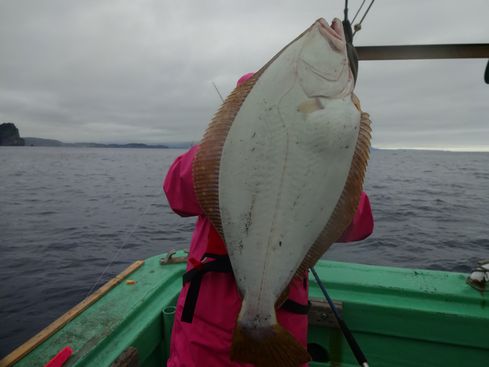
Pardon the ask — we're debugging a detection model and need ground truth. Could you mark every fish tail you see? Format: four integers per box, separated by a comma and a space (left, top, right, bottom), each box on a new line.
231, 323, 311, 367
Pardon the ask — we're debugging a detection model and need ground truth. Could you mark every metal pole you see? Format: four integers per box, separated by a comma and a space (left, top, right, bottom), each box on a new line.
356, 43, 489, 60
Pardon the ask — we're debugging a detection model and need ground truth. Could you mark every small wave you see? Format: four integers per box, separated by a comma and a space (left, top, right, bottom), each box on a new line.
39, 211, 57, 215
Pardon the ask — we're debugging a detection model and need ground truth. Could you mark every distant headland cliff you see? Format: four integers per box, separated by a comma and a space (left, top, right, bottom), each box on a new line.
0, 122, 192, 149
0, 123, 25, 146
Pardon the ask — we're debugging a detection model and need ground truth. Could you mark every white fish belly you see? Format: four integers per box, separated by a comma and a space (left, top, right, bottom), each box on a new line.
219, 36, 360, 326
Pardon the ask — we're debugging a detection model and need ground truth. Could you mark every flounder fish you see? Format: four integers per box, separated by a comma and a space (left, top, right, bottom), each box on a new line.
193, 17, 372, 367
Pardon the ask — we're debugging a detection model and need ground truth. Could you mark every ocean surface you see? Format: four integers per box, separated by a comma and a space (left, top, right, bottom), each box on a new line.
1, 146, 488, 357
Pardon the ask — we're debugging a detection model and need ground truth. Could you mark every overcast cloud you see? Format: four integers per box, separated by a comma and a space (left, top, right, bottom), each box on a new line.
1, 0, 488, 150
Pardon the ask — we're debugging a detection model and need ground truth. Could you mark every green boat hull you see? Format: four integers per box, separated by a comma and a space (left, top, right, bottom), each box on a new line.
3, 251, 489, 367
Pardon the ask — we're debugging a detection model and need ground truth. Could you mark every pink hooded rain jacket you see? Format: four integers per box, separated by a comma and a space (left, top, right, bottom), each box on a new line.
163, 145, 373, 367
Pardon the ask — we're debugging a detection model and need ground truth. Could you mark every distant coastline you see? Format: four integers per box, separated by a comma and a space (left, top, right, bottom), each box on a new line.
2, 122, 487, 153
22, 137, 193, 149
0, 123, 193, 149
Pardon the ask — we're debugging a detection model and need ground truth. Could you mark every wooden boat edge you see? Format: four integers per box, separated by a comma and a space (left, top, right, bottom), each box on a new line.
0, 260, 145, 367
3, 252, 489, 367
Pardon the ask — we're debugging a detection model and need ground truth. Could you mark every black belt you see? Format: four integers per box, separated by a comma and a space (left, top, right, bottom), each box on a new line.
181, 253, 310, 323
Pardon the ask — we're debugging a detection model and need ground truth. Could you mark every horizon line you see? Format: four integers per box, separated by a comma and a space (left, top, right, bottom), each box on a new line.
18, 137, 489, 153
375, 145, 489, 153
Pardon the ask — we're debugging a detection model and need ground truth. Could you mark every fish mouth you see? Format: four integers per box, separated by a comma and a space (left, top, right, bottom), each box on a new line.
317, 18, 345, 51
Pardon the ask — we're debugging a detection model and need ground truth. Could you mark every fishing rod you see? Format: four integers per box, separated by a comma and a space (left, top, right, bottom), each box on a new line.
310, 266, 369, 367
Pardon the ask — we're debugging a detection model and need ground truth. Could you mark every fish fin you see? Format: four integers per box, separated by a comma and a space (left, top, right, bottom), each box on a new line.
275, 286, 290, 308
192, 75, 258, 237
295, 107, 372, 276
231, 324, 311, 367
351, 92, 362, 111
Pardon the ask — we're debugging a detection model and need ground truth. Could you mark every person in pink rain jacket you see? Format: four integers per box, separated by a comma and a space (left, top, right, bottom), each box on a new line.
163, 73, 374, 367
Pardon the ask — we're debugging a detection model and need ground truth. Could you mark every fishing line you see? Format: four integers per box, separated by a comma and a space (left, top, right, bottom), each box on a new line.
352, 0, 367, 24
82, 201, 153, 300
353, 0, 376, 37
212, 81, 225, 103
3, 196, 156, 323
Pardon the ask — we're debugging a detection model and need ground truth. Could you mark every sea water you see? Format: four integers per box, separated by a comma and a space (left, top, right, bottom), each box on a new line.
1, 146, 488, 356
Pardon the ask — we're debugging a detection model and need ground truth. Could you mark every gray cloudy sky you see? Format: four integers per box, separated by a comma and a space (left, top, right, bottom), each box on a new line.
1, 0, 488, 150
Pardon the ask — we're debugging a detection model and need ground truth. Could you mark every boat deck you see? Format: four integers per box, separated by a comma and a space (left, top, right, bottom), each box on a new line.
3, 251, 488, 367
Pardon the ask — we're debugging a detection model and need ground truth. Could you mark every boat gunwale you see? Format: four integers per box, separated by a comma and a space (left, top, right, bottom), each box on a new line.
0, 260, 145, 367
